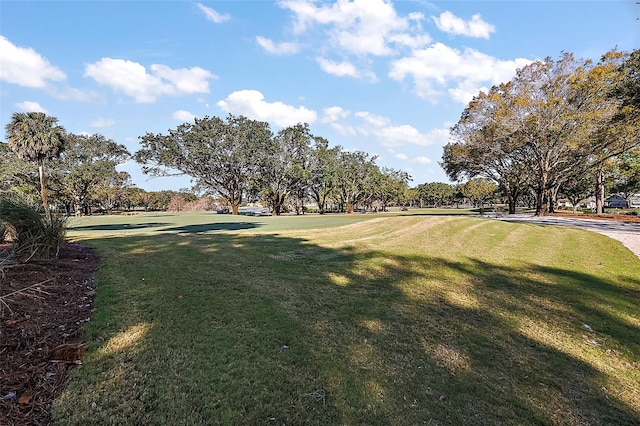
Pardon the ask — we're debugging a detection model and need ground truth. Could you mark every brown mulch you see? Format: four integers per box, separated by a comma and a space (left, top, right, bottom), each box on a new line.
551, 212, 640, 223
0, 242, 99, 426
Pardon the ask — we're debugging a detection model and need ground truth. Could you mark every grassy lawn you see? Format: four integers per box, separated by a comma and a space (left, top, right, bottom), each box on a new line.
55, 212, 640, 425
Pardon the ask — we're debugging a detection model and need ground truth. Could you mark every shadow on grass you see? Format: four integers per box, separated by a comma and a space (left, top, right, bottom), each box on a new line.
55, 231, 640, 425
163, 222, 261, 234
70, 222, 169, 231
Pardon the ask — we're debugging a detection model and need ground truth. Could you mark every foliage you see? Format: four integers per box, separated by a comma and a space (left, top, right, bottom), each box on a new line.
51, 133, 131, 215
93, 171, 132, 214
0, 195, 66, 261
136, 114, 273, 215
461, 178, 498, 211
416, 182, 455, 207
4, 112, 67, 220
258, 124, 313, 215
335, 150, 379, 213
442, 49, 640, 216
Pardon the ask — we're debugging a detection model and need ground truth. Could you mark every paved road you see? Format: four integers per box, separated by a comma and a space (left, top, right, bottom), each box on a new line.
487, 214, 640, 259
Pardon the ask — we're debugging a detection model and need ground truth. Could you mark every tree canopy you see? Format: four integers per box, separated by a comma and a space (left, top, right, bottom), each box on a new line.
442, 49, 640, 215
5, 112, 67, 219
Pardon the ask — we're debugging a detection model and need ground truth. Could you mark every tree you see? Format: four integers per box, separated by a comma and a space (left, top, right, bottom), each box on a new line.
443, 84, 530, 214
167, 194, 188, 212
375, 168, 411, 211
444, 50, 640, 216
94, 171, 132, 214
610, 150, 640, 203
0, 141, 38, 197
417, 182, 455, 208
136, 115, 272, 215
5, 112, 67, 220
559, 171, 596, 213
462, 178, 498, 213
53, 133, 130, 215
259, 123, 312, 216
334, 150, 379, 213
308, 138, 340, 214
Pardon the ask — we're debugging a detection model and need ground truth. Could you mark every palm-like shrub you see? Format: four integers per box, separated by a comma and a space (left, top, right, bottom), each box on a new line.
0, 195, 67, 261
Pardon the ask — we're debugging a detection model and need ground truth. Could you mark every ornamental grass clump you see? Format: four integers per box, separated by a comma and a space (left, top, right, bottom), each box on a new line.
0, 195, 67, 262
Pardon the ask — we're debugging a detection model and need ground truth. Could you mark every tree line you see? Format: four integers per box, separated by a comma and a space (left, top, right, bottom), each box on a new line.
2, 113, 416, 216
441, 49, 640, 215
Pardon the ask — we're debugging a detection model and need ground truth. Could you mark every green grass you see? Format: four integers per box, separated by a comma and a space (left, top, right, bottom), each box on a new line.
54, 213, 640, 425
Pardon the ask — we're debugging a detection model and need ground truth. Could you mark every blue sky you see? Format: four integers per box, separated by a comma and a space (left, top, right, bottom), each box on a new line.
1, 0, 638, 191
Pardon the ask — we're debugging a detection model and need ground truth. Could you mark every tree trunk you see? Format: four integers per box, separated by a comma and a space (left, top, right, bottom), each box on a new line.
231, 201, 240, 215
535, 171, 551, 216
507, 196, 516, 214
38, 164, 51, 221
595, 168, 605, 215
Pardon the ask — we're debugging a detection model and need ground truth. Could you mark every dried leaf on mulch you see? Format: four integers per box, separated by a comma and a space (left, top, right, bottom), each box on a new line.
0, 242, 99, 426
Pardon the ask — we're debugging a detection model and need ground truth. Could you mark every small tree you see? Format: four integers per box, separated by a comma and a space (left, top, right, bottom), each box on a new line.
462, 178, 498, 214
5, 112, 67, 220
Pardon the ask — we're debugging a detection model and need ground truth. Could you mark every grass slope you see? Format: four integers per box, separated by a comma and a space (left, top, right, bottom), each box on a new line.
55, 214, 640, 425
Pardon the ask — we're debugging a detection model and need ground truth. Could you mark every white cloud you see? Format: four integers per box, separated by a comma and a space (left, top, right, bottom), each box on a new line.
355, 111, 391, 128
256, 36, 301, 55
315, 57, 378, 81
0, 36, 66, 88
84, 58, 216, 103
216, 89, 317, 127
395, 152, 409, 161
389, 42, 531, 103
173, 110, 196, 122
414, 156, 432, 164
321, 106, 350, 123
196, 3, 230, 23
280, 0, 413, 56
90, 118, 115, 128
432, 11, 495, 39
15, 101, 48, 113
352, 111, 446, 147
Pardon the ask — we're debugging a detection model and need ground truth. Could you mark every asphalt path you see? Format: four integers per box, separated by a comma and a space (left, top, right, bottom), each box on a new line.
486, 214, 640, 259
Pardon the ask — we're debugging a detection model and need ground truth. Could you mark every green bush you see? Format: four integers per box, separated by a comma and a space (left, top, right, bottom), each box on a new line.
0, 196, 67, 261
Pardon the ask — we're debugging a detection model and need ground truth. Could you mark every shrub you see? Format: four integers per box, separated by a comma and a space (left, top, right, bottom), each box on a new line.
0, 195, 67, 261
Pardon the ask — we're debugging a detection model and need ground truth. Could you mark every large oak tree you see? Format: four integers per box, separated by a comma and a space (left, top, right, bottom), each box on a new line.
136, 114, 272, 215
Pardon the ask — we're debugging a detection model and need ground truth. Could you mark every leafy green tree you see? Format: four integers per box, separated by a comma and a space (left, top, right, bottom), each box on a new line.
5, 112, 67, 220
53, 133, 130, 215
444, 50, 640, 216
375, 168, 411, 211
334, 150, 378, 213
0, 142, 38, 196
443, 84, 530, 214
417, 182, 455, 208
462, 178, 498, 213
148, 191, 176, 211
94, 171, 132, 214
259, 124, 312, 216
559, 171, 596, 213
308, 138, 340, 214
136, 114, 272, 215
610, 150, 640, 203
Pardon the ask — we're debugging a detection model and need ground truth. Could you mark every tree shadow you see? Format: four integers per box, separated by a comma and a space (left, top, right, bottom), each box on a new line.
70, 222, 168, 231
55, 231, 640, 425
163, 222, 260, 234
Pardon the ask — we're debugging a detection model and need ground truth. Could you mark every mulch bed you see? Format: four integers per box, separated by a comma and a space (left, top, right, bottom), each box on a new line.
551, 212, 640, 223
0, 242, 99, 426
